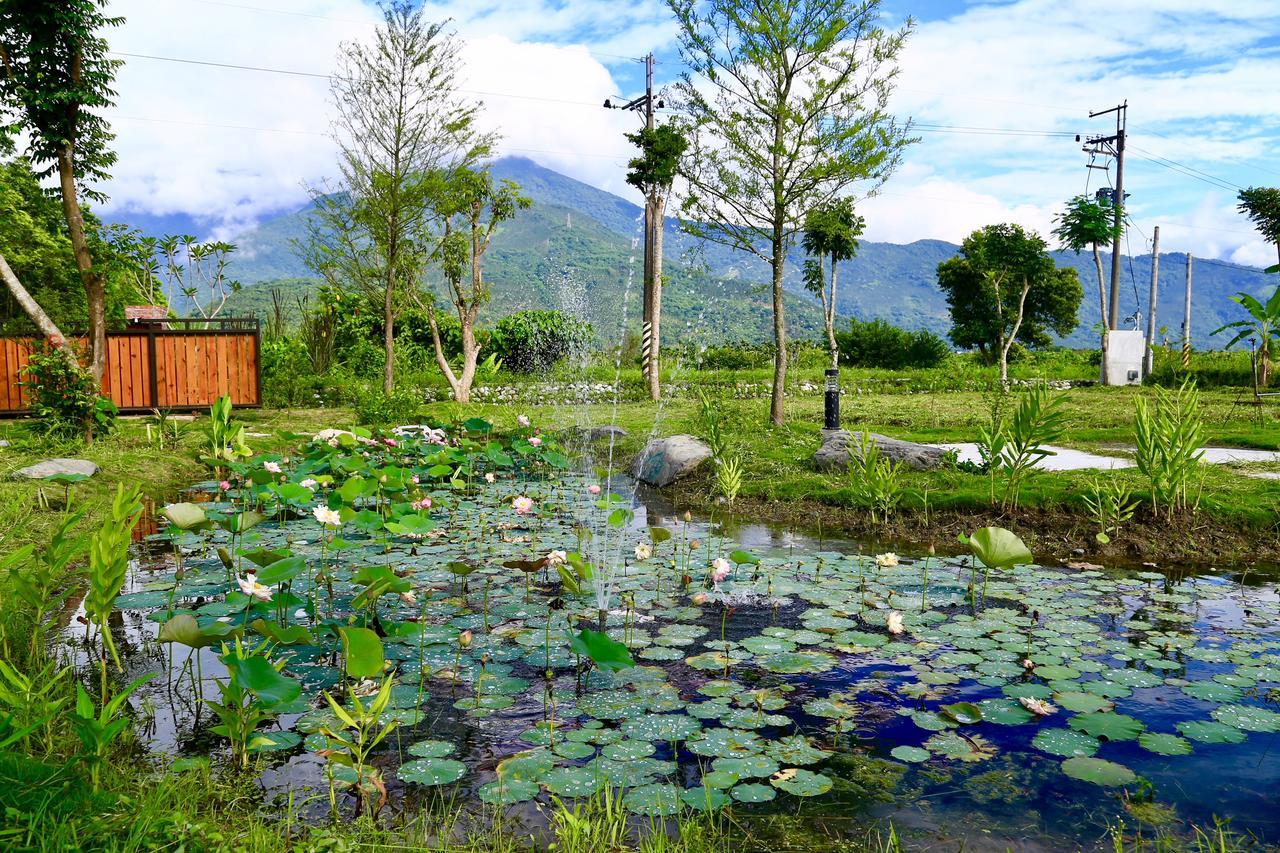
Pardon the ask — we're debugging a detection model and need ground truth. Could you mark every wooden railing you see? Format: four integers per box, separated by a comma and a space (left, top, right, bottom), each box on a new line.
0, 318, 262, 415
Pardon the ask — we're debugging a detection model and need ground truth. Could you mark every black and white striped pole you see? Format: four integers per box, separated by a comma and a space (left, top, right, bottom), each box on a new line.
824, 368, 840, 430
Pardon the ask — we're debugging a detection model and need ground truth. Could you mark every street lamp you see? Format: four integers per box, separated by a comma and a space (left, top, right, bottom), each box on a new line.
824, 368, 840, 431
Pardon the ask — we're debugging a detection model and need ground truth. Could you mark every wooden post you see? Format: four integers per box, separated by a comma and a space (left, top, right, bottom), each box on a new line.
1182, 252, 1193, 368
1144, 226, 1160, 377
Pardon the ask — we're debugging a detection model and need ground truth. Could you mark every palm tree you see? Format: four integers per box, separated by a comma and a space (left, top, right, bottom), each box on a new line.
1213, 287, 1280, 387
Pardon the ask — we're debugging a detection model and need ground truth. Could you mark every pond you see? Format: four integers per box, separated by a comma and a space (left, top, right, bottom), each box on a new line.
91, 423, 1280, 850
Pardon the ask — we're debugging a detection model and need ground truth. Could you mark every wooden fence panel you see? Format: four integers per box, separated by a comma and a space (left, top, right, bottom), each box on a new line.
0, 324, 260, 415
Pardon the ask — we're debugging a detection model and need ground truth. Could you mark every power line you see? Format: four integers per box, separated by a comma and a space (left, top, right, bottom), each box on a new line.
1129, 143, 1242, 193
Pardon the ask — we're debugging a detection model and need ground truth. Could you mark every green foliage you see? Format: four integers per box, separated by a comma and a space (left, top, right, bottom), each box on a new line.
205, 639, 300, 769
835, 318, 951, 369
1211, 287, 1280, 385
714, 453, 744, 505
1236, 187, 1280, 261
353, 386, 422, 425
5, 513, 87, 659
625, 124, 688, 195
937, 224, 1082, 363
1053, 195, 1119, 251
85, 484, 143, 671
320, 674, 399, 816
1134, 380, 1205, 517
489, 309, 592, 374
1082, 476, 1138, 544
71, 674, 152, 790
260, 336, 316, 407
0, 658, 69, 756
846, 432, 905, 522
570, 629, 635, 673
19, 345, 116, 439
201, 395, 252, 471
978, 386, 1067, 510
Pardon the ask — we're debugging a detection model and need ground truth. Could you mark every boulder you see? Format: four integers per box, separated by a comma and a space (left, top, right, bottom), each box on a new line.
580, 425, 628, 442
13, 458, 100, 479
632, 434, 712, 487
813, 430, 945, 472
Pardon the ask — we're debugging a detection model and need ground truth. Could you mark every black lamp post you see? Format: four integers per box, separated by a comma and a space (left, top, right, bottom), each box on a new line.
824, 368, 840, 430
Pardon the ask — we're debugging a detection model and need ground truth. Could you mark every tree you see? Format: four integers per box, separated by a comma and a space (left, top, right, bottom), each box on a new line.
1212, 288, 1280, 387
1238, 187, 1280, 267
1052, 194, 1118, 380
0, 0, 123, 381
802, 198, 864, 369
937, 224, 1082, 384
314, 2, 492, 394
668, 0, 915, 425
423, 167, 530, 403
625, 123, 687, 401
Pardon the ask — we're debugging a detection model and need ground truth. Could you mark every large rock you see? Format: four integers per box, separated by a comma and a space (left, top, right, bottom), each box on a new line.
580, 425, 628, 443
632, 434, 712, 487
814, 430, 945, 472
13, 458, 100, 479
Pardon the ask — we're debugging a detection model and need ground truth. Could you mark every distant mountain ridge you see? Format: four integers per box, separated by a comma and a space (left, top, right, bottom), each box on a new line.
131, 156, 1271, 350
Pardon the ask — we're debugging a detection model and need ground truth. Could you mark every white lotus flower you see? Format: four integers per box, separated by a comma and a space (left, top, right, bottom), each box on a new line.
545, 550, 568, 567
399, 590, 417, 606
263, 461, 281, 474
236, 573, 273, 602
886, 610, 905, 635
634, 542, 653, 561
875, 552, 899, 567
313, 505, 342, 527
1019, 696, 1058, 716
299, 478, 318, 490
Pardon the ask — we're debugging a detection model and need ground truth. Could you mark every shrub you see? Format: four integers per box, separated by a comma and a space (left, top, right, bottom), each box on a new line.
489, 310, 592, 374
835, 318, 951, 370
20, 346, 116, 439
260, 336, 317, 408
353, 386, 423, 426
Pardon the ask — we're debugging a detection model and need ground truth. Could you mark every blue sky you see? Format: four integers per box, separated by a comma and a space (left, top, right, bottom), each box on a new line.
99, 0, 1280, 266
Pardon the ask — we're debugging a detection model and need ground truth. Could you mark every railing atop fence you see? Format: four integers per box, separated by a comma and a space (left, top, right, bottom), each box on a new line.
0, 317, 262, 415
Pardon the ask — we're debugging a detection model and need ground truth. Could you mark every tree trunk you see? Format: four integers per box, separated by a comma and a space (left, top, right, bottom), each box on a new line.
56, 147, 105, 384
0, 253, 79, 367
456, 316, 480, 404
1093, 244, 1109, 384
383, 281, 395, 394
648, 194, 665, 402
1000, 278, 1033, 386
769, 230, 787, 426
426, 305, 462, 401
826, 257, 839, 370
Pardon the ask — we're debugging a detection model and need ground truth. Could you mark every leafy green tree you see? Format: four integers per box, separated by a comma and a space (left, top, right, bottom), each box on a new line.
0, 0, 123, 381
625, 123, 687, 401
937, 224, 1082, 383
1053, 194, 1118, 380
1237, 187, 1280, 268
306, 2, 492, 393
803, 199, 864, 369
668, 0, 915, 425
424, 167, 530, 403
1212, 288, 1280, 386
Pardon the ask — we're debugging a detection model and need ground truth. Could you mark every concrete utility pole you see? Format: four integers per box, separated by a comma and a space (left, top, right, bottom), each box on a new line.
1182, 252, 1193, 368
1082, 101, 1128, 330
1145, 226, 1160, 376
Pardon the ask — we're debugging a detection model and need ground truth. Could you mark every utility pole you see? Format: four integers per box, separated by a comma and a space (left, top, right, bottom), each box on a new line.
1144, 226, 1159, 377
1182, 252, 1193, 368
604, 54, 660, 395
1082, 101, 1128, 330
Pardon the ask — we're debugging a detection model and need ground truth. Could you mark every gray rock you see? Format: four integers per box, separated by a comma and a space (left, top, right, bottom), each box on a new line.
581, 425, 628, 442
632, 434, 713, 487
813, 430, 945, 472
13, 458, 100, 479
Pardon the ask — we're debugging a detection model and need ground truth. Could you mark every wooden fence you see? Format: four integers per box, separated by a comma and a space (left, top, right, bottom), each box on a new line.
0, 318, 261, 415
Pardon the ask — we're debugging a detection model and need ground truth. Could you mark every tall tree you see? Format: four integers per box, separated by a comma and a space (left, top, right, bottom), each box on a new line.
1052, 194, 1117, 380
938, 224, 1082, 384
314, 2, 492, 394
625, 123, 687, 401
1212, 289, 1280, 387
1237, 187, 1280, 267
0, 0, 122, 380
802, 198, 863, 369
423, 167, 530, 403
668, 0, 915, 425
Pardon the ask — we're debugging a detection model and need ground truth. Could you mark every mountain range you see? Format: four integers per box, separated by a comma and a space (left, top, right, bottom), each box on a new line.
129, 156, 1274, 350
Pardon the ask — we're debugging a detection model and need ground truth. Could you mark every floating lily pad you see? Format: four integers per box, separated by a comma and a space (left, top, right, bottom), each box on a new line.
407, 739, 454, 758
1061, 756, 1135, 787
731, 782, 776, 803
478, 778, 539, 804
890, 745, 931, 763
541, 766, 603, 798
681, 786, 731, 811
1068, 712, 1145, 742
769, 768, 832, 797
1212, 704, 1280, 733
761, 734, 831, 765
247, 730, 300, 753
713, 755, 779, 779
1054, 692, 1114, 714
1138, 732, 1193, 756
623, 782, 682, 816
757, 651, 837, 674
1175, 720, 1247, 745
603, 740, 656, 761
623, 713, 702, 742
1032, 727, 1099, 757
398, 757, 466, 786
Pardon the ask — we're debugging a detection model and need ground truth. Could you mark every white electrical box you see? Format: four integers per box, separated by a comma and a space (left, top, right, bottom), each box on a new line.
1104, 329, 1145, 386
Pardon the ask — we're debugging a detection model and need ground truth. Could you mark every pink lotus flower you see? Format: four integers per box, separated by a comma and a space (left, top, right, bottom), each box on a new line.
517, 414, 530, 427
384, 437, 397, 447
710, 558, 732, 585
263, 461, 281, 474
528, 436, 542, 447
219, 480, 231, 491
300, 478, 318, 490
411, 475, 420, 484
1019, 696, 1058, 716
690, 592, 708, 605
412, 497, 432, 511
512, 496, 534, 515
587, 484, 601, 495
484, 472, 496, 484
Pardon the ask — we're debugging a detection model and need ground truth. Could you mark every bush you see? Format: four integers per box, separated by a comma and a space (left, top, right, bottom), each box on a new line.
489, 310, 592, 374
260, 336, 317, 408
20, 346, 116, 439
353, 386, 423, 425
835, 318, 951, 370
